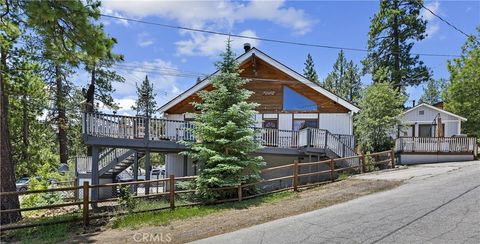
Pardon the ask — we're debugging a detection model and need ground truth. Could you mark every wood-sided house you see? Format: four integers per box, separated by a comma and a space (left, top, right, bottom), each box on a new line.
158, 44, 360, 177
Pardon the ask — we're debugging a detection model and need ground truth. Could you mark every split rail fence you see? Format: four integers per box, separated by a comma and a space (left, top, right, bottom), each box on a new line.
0, 150, 394, 232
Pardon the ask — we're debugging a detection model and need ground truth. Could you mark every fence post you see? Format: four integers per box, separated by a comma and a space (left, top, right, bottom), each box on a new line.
238, 185, 242, 202
82, 181, 89, 228
293, 160, 299, 192
360, 154, 366, 173
169, 175, 175, 210
330, 159, 335, 182
390, 149, 395, 168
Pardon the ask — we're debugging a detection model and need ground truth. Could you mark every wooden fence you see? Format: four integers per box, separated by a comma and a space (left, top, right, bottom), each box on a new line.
0, 150, 394, 232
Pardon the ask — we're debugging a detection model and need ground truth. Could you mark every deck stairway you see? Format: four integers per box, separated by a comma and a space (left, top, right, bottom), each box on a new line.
81, 112, 357, 170
76, 148, 145, 178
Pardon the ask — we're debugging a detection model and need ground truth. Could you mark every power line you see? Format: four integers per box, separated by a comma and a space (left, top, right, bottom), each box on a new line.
99, 13, 461, 58
418, 1, 470, 38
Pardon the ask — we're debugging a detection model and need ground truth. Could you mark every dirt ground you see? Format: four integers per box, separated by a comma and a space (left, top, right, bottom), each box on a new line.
66, 179, 401, 244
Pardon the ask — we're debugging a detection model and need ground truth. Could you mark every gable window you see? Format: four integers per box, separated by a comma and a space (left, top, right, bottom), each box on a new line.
419, 110, 425, 115
283, 86, 317, 111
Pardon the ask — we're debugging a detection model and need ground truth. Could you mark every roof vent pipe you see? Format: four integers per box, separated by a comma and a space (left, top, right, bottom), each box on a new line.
412, 100, 416, 107
244, 43, 251, 53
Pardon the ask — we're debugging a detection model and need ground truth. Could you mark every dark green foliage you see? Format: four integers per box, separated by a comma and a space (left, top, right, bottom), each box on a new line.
132, 75, 157, 116
303, 53, 320, 85
362, 0, 431, 90
444, 27, 480, 138
183, 41, 265, 202
418, 78, 446, 105
355, 82, 406, 153
324, 50, 362, 102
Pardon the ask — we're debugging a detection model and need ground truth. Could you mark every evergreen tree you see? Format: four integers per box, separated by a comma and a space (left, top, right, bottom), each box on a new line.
362, 0, 431, 90
418, 78, 446, 105
303, 53, 320, 85
324, 50, 362, 102
355, 82, 406, 152
132, 76, 157, 117
443, 27, 480, 138
183, 41, 265, 201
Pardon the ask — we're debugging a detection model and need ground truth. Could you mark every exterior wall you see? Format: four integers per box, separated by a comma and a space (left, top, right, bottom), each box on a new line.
78, 177, 114, 200
278, 113, 293, 130
399, 154, 474, 164
166, 153, 196, 177
319, 113, 352, 135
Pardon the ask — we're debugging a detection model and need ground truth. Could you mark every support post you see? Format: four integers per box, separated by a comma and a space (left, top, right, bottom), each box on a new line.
329, 159, 335, 182
91, 146, 99, 208
324, 131, 328, 150
82, 181, 89, 228
238, 185, 242, 202
145, 150, 151, 195
390, 149, 395, 168
133, 151, 139, 194
169, 175, 175, 209
293, 160, 299, 191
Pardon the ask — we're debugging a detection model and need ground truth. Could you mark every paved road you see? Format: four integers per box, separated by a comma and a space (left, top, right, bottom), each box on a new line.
194, 161, 480, 244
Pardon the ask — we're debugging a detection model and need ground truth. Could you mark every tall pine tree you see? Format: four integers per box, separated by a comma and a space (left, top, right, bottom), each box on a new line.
324, 50, 362, 102
132, 76, 157, 117
303, 53, 320, 85
362, 0, 431, 90
418, 78, 446, 105
183, 40, 265, 201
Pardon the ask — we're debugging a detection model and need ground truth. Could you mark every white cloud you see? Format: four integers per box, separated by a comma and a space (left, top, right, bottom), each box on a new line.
421, 1, 441, 38
103, 0, 314, 56
101, 8, 129, 26
137, 32, 155, 47
176, 30, 260, 57
110, 59, 185, 115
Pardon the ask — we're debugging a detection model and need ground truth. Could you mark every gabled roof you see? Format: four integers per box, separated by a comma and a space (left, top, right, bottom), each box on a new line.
401, 103, 467, 121
158, 47, 360, 113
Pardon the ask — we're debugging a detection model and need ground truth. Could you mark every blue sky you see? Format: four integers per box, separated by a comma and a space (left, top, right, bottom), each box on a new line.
91, 0, 480, 115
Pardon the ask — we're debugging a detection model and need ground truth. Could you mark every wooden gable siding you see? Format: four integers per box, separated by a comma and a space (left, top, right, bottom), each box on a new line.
166, 56, 349, 114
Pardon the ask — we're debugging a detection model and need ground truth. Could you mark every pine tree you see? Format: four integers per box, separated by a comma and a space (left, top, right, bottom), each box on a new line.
324, 50, 362, 102
132, 76, 157, 117
355, 82, 406, 153
362, 0, 431, 90
418, 78, 446, 105
303, 53, 320, 85
183, 40, 265, 201
443, 27, 480, 138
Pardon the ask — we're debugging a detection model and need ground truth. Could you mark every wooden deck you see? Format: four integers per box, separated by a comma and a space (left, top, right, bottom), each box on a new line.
395, 137, 477, 155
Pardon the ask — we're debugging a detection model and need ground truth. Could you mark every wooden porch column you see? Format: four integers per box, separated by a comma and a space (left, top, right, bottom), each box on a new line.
133, 151, 139, 194
144, 149, 151, 195
91, 146, 99, 208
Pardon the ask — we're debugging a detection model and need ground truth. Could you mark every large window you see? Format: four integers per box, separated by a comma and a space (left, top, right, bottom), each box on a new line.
419, 124, 433, 137
293, 119, 318, 131
283, 86, 317, 111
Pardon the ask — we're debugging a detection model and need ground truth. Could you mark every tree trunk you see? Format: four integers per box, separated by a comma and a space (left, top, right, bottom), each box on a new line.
22, 92, 29, 162
0, 47, 22, 224
392, 0, 401, 90
55, 65, 68, 165
86, 63, 96, 156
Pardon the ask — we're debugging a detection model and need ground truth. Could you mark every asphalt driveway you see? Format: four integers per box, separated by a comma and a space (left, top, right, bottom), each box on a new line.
193, 160, 480, 244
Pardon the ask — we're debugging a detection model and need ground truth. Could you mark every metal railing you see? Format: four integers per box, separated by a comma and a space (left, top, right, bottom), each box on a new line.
75, 148, 133, 174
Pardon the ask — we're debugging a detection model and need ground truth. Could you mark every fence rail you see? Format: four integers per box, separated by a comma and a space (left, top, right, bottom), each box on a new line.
395, 137, 477, 154
0, 150, 393, 232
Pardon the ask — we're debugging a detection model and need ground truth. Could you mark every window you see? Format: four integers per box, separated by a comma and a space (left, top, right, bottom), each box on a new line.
263, 119, 278, 129
419, 124, 433, 137
293, 119, 318, 131
419, 110, 425, 115
283, 86, 317, 111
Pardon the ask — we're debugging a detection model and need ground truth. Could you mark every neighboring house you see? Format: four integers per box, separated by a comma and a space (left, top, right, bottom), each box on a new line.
158, 45, 360, 177
394, 103, 477, 164
396, 103, 466, 138
76, 45, 361, 200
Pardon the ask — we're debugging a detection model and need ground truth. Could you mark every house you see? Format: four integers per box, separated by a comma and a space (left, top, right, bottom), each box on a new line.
76, 44, 361, 200
394, 103, 477, 164
396, 103, 466, 138
158, 44, 360, 178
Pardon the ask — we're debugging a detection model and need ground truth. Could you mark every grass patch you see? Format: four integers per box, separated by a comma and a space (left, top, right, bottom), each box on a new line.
4, 214, 81, 244
112, 190, 296, 229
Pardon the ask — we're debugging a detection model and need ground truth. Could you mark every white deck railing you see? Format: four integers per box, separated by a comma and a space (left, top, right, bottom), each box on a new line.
83, 113, 357, 157
395, 137, 477, 153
